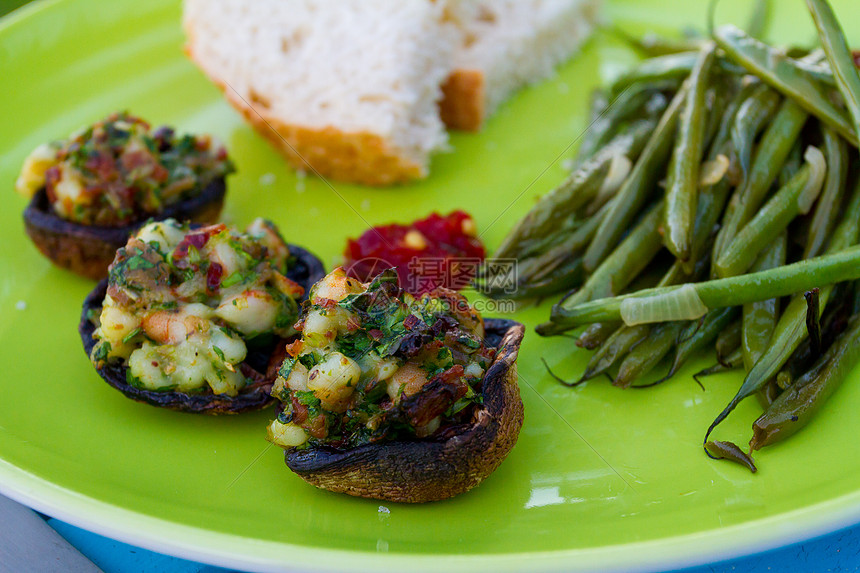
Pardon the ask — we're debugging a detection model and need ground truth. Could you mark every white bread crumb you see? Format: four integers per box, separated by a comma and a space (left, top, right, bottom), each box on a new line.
184, 0, 457, 185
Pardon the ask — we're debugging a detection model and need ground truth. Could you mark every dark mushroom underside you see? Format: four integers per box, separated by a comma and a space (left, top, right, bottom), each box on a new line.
285, 318, 525, 503
78, 243, 325, 414
24, 177, 226, 281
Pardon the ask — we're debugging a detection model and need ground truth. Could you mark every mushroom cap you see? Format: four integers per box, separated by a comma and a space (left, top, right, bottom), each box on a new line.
78, 243, 326, 414
24, 177, 226, 280
285, 318, 525, 502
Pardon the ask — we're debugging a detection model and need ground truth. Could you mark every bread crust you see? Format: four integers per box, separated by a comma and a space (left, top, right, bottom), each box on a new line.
439, 69, 486, 132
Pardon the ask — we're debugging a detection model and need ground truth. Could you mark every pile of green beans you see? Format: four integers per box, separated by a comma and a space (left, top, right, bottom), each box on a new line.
481, 0, 860, 471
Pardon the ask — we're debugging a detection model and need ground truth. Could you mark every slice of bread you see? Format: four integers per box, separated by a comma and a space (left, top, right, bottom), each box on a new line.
440, 0, 601, 131
183, 0, 456, 186
183, 0, 599, 185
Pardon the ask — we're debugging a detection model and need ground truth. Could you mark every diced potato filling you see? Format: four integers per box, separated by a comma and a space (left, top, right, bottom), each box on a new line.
15, 142, 59, 197
310, 267, 363, 302
215, 290, 279, 336
16, 112, 234, 225
267, 268, 493, 450
306, 352, 361, 411
91, 219, 302, 396
268, 420, 310, 448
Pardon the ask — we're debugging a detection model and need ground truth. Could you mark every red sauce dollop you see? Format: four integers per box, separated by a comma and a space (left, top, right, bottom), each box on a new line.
343, 210, 485, 294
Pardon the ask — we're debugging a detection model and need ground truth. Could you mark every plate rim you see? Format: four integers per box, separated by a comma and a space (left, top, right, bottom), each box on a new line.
3, 457, 860, 573
4, 0, 860, 571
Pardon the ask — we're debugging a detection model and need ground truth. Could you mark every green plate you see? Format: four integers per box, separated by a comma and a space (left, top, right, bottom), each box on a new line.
2, 0, 860, 571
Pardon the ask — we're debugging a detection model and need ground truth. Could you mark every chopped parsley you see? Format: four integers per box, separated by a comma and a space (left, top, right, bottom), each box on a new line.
212, 346, 226, 362
31, 112, 235, 226
269, 269, 492, 450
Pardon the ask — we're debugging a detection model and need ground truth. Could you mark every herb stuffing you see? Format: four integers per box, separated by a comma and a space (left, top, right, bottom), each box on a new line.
16, 112, 234, 226
267, 268, 497, 450
90, 218, 304, 396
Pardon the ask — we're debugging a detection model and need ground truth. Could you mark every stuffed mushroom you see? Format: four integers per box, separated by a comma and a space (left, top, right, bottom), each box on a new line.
80, 218, 325, 414
267, 268, 524, 502
18, 112, 234, 279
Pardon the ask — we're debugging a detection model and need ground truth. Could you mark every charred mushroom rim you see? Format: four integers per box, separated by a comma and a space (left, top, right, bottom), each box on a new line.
79, 218, 325, 414
17, 112, 234, 280
267, 268, 525, 502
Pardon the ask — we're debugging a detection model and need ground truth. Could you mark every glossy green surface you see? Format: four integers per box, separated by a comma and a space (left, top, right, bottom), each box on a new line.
2, 1, 860, 571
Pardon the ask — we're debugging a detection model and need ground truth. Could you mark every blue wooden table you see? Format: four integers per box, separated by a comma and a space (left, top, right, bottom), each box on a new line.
29, 500, 860, 572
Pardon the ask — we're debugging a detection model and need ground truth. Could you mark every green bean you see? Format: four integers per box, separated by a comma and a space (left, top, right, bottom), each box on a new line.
756, 378, 782, 409
747, 0, 771, 40
704, 440, 757, 472
703, 177, 860, 443
572, 84, 672, 173
778, 282, 853, 388
713, 99, 809, 258
777, 336, 818, 390
493, 119, 655, 260
563, 253, 675, 356
788, 338, 833, 389
694, 348, 744, 382
686, 175, 731, 274
683, 85, 754, 274
657, 260, 694, 290
610, 52, 699, 97
750, 314, 860, 450
615, 321, 685, 388
807, 0, 860, 145
741, 233, 786, 370
794, 62, 837, 87
730, 84, 781, 184
510, 187, 665, 301
805, 288, 823, 356
515, 256, 584, 293
627, 260, 674, 291
705, 78, 760, 160
799, 48, 827, 65
576, 321, 622, 350
713, 24, 858, 146
689, 97, 737, 226
511, 214, 585, 259
664, 307, 740, 382
580, 325, 651, 382
665, 43, 716, 261
716, 318, 743, 362
852, 283, 860, 315
805, 127, 848, 259
777, 138, 804, 189
702, 87, 729, 154
544, 245, 860, 329
788, 49, 860, 87
567, 88, 612, 172
613, 28, 706, 57
509, 258, 585, 301
583, 87, 687, 272
735, 48, 832, 86
589, 89, 609, 125
515, 201, 611, 283
717, 348, 744, 371
553, 200, 665, 314
777, 364, 799, 390
715, 164, 817, 278
721, 281, 837, 411
644, 238, 709, 301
